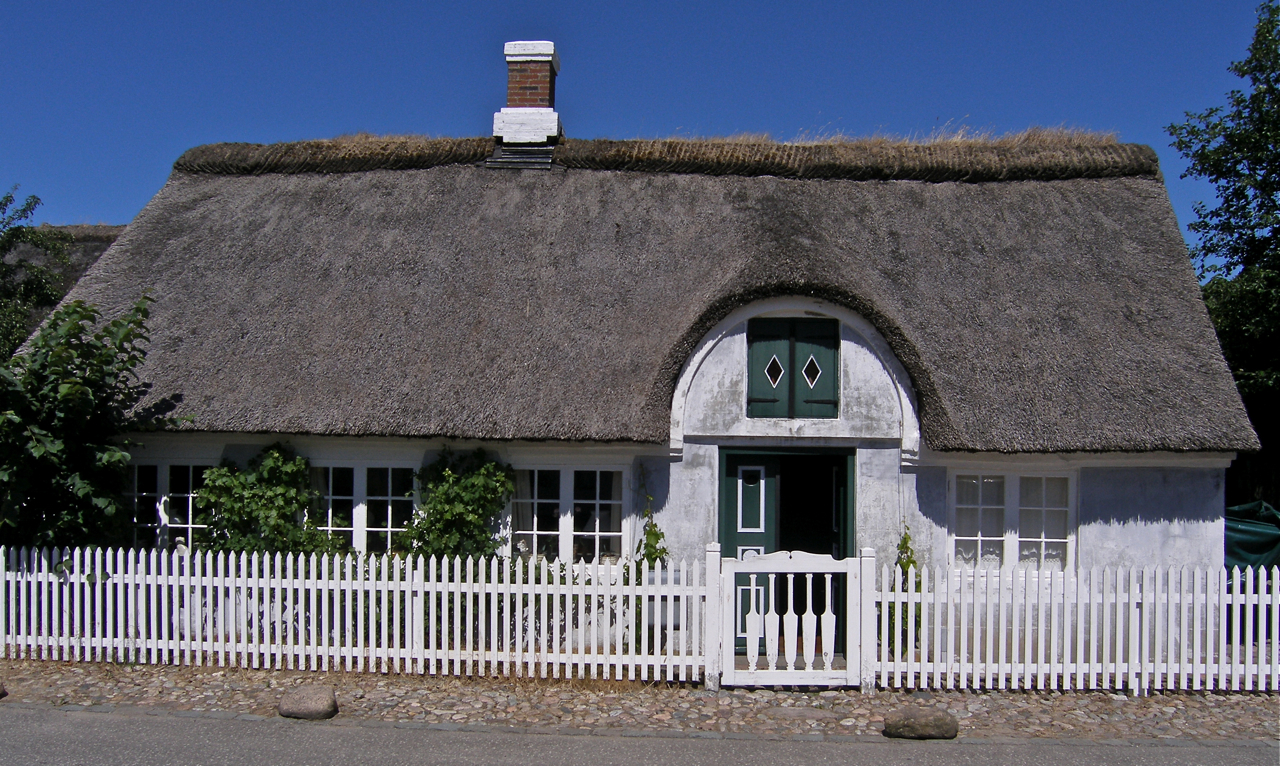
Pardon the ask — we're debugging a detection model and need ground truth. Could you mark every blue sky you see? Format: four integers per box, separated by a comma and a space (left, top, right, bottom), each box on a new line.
0, 0, 1263, 246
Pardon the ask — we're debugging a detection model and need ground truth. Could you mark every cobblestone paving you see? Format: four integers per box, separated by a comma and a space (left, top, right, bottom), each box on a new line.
1, 659, 1275, 742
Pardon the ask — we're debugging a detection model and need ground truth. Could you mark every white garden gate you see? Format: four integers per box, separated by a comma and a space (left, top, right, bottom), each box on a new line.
718, 548, 875, 687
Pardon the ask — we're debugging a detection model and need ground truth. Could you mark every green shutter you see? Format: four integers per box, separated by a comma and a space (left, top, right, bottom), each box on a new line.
748, 318, 839, 419
747, 319, 791, 418
793, 319, 839, 418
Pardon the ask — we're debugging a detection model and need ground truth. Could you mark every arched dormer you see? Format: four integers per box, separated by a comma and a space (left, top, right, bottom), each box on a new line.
669, 296, 920, 457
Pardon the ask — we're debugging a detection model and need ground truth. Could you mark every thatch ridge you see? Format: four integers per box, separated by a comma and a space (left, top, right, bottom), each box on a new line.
175, 136, 493, 175
174, 130, 1159, 182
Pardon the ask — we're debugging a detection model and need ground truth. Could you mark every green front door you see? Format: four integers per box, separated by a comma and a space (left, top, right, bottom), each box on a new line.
720, 454, 780, 653
719, 454, 781, 560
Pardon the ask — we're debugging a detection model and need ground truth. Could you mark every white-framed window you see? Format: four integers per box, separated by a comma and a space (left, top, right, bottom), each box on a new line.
954, 474, 1005, 569
309, 466, 355, 549
949, 471, 1075, 571
128, 460, 418, 554
364, 467, 416, 553
126, 464, 160, 548
511, 469, 561, 559
165, 464, 213, 547
1016, 476, 1071, 570
510, 467, 629, 563
306, 462, 418, 554
572, 470, 623, 562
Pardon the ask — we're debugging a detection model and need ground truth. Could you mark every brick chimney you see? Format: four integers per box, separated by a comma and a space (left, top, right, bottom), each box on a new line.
493, 41, 562, 145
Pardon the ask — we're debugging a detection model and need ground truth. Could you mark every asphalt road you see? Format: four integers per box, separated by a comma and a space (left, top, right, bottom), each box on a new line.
0, 705, 1273, 766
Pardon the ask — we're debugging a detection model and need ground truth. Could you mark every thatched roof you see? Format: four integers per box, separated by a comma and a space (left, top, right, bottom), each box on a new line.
64, 135, 1257, 452
7, 224, 124, 278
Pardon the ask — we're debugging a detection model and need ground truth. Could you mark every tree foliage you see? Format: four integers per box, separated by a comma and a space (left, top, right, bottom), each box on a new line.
0, 297, 158, 547
1168, 1, 1280, 504
195, 443, 340, 554
0, 188, 72, 358
1202, 266, 1280, 398
1168, 0, 1280, 277
397, 448, 514, 559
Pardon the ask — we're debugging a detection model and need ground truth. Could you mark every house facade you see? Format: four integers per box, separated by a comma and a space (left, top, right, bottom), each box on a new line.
70, 42, 1256, 573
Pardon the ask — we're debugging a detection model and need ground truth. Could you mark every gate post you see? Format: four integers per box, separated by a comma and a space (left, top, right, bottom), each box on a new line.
859, 548, 877, 693
703, 543, 722, 691
845, 554, 859, 686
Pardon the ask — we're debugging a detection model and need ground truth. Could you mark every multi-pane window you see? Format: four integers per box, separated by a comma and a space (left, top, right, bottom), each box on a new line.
310, 467, 355, 549
954, 475, 1005, 569
573, 470, 623, 563
365, 467, 415, 553
167, 465, 212, 546
1018, 477, 1070, 571
512, 470, 562, 559
952, 473, 1074, 571
511, 468, 628, 563
127, 465, 160, 547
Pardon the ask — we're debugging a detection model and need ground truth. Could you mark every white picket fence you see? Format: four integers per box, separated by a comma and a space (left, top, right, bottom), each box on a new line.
0, 546, 711, 682
871, 562, 1278, 693
1, 544, 1276, 693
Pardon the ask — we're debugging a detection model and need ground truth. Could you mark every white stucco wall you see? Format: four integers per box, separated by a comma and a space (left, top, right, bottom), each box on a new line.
1077, 467, 1226, 569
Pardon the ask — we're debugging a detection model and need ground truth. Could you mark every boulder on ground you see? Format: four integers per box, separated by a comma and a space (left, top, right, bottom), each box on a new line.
882, 706, 958, 739
278, 685, 338, 720
0, 680, 7, 699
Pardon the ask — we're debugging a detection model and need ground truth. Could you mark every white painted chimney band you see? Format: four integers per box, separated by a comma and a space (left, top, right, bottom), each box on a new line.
503, 41, 560, 72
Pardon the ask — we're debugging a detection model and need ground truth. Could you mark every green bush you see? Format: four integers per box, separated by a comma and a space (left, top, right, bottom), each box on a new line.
195, 443, 340, 554
396, 447, 514, 559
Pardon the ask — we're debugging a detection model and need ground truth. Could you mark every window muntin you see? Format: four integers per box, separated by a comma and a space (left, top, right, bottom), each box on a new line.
365, 467, 415, 553
511, 468, 628, 563
167, 464, 212, 546
1018, 476, 1070, 571
951, 472, 1074, 571
572, 470, 622, 563
310, 467, 355, 549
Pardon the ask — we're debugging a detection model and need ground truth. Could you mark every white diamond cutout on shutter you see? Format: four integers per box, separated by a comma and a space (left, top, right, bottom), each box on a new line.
765, 355, 785, 388
802, 354, 822, 388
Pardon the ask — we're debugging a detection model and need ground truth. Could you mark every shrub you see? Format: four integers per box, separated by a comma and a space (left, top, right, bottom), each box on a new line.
396, 447, 514, 559
195, 443, 340, 554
